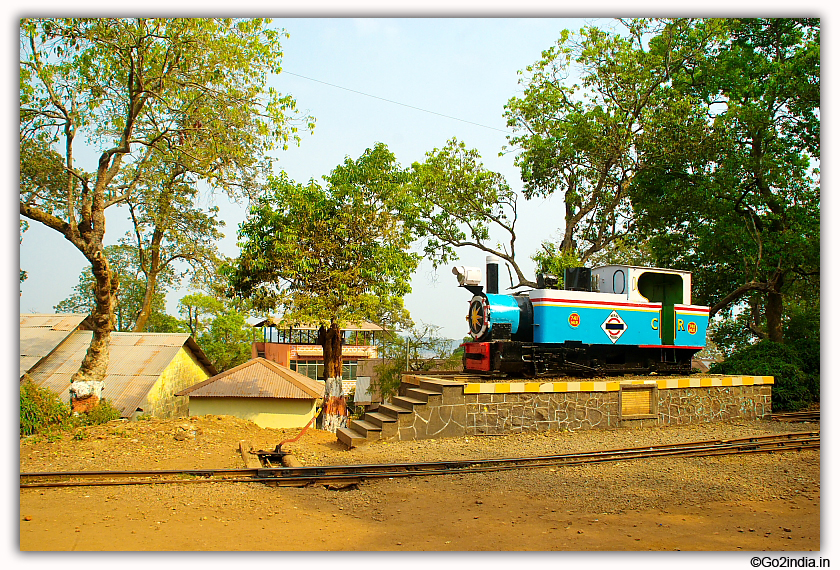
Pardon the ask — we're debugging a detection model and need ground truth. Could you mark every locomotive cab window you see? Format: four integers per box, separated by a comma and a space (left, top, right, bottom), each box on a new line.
612, 270, 626, 294
638, 272, 683, 345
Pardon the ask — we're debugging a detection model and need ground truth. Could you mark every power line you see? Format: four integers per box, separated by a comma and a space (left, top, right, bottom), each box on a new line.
283, 71, 509, 134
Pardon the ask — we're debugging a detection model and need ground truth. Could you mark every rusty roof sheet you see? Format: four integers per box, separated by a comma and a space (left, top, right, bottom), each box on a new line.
20, 313, 88, 331
177, 358, 324, 400
25, 330, 217, 417
28, 372, 161, 416
19, 313, 89, 377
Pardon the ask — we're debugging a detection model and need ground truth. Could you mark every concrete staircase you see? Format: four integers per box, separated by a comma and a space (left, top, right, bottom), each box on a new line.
337, 376, 467, 448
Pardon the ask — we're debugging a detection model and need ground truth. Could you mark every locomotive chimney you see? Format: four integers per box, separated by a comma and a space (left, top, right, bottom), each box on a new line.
486, 255, 500, 294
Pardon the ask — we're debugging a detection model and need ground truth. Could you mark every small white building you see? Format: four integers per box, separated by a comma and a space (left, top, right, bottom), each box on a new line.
176, 358, 325, 429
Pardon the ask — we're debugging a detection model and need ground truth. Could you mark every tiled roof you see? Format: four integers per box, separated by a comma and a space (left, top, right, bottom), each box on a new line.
177, 358, 324, 400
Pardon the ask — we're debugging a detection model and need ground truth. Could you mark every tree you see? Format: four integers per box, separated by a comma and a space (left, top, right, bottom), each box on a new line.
125, 161, 225, 332
178, 292, 224, 339
177, 292, 255, 371
503, 20, 720, 264
630, 18, 819, 343
20, 18, 312, 393
19, 220, 29, 292
225, 143, 419, 432
373, 323, 461, 400
409, 138, 535, 288
54, 244, 179, 332
56, 244, 187, 333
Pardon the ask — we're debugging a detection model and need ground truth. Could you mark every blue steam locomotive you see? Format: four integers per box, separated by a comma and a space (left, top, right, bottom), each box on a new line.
453, 256, 709, 377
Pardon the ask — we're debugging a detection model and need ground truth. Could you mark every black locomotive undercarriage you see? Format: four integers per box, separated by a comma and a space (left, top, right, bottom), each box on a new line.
465, 339, 699, 378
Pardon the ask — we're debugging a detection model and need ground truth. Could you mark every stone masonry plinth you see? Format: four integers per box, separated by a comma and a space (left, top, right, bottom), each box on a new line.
336, 374, 774, 448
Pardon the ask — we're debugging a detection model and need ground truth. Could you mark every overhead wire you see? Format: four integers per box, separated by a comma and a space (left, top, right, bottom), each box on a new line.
282, 70, 510, 134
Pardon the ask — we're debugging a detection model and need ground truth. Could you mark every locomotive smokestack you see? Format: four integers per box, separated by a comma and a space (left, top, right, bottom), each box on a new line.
486, 255, 500, 294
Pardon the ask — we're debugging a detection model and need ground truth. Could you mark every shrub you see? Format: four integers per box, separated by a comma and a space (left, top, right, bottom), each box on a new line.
78, 400, 123, 426
708, 341, 816, 412
20, 377, 69, 436
20, 377, 124, 436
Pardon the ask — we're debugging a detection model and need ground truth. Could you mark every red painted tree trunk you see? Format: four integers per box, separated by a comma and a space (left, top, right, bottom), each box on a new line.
319, 322, 347, 433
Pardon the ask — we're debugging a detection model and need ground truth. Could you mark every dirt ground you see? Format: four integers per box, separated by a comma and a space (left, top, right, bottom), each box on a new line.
19, 415, 820, 553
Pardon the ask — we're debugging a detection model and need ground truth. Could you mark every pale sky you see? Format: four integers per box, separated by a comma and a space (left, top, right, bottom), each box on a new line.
18, 17, 606, 339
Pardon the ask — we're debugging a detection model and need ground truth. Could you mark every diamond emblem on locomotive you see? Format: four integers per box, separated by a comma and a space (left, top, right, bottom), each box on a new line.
601, 311, 627, 343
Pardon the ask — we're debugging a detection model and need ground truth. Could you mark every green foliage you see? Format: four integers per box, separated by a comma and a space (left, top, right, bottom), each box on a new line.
20, 376, 126, 437
531, 241, 580, 287
21, 18, 313, 382
226, 142, 419, 330
21, 376, 126, 438
708, 341, 817, 411
503, 20, 709, 263
630, 18, 820, 343
20, 377, 69, 436
54, 244, 177, 331
372, 323, 460, 399
408, 138, 533, 287
178, 291, 255, 372
200, 309, 256, 372
78, 400, 123, 426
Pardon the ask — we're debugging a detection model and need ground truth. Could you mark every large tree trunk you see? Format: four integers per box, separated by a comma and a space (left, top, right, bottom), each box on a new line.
766, 273, 784, 343
69, 248, 118, 413
133, 269, 158, 332
132, 224, 164, 332
319, 322, 347, 433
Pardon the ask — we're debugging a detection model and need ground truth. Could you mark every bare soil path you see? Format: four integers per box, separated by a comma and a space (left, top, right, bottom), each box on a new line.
19, 416, 820, 552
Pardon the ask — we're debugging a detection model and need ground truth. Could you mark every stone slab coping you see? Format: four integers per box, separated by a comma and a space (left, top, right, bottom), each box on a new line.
401, 375, 470, 387
463, 376, 774, 394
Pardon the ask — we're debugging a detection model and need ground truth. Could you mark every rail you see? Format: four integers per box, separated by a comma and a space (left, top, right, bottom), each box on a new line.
771, 410, 820, 422
20, 431, 818, 489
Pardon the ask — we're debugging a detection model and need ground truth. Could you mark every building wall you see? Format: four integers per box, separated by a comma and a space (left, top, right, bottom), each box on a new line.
188, 396, 317, 429
140, 347, 212, 419
253, 342, 292, 366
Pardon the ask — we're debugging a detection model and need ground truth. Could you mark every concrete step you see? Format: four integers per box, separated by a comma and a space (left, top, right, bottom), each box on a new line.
378, 402, 413, 420
392, 395, 425, 409
365, 411, 398, 428
419, 378, 466, 393
336, 426, 367, 449
405, 387, 440, 402
349, 418, 382, 439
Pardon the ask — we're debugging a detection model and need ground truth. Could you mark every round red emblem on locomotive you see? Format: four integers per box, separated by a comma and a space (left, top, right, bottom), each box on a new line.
687, 321, 698, 335
569, 312, 581, 328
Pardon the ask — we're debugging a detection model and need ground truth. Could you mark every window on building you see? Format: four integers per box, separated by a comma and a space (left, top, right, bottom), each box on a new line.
290, 359, 358, 381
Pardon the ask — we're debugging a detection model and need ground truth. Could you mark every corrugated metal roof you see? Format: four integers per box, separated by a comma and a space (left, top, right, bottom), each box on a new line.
30, 372, 161, 416
19, 313, 89, 377
20, 313, 88, 331
24, 329, 217, 417
177, 358, 324, 400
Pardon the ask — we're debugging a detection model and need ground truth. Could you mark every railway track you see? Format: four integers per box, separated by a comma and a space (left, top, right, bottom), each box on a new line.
771, 410, 820, 422
20, 431, 818, 489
